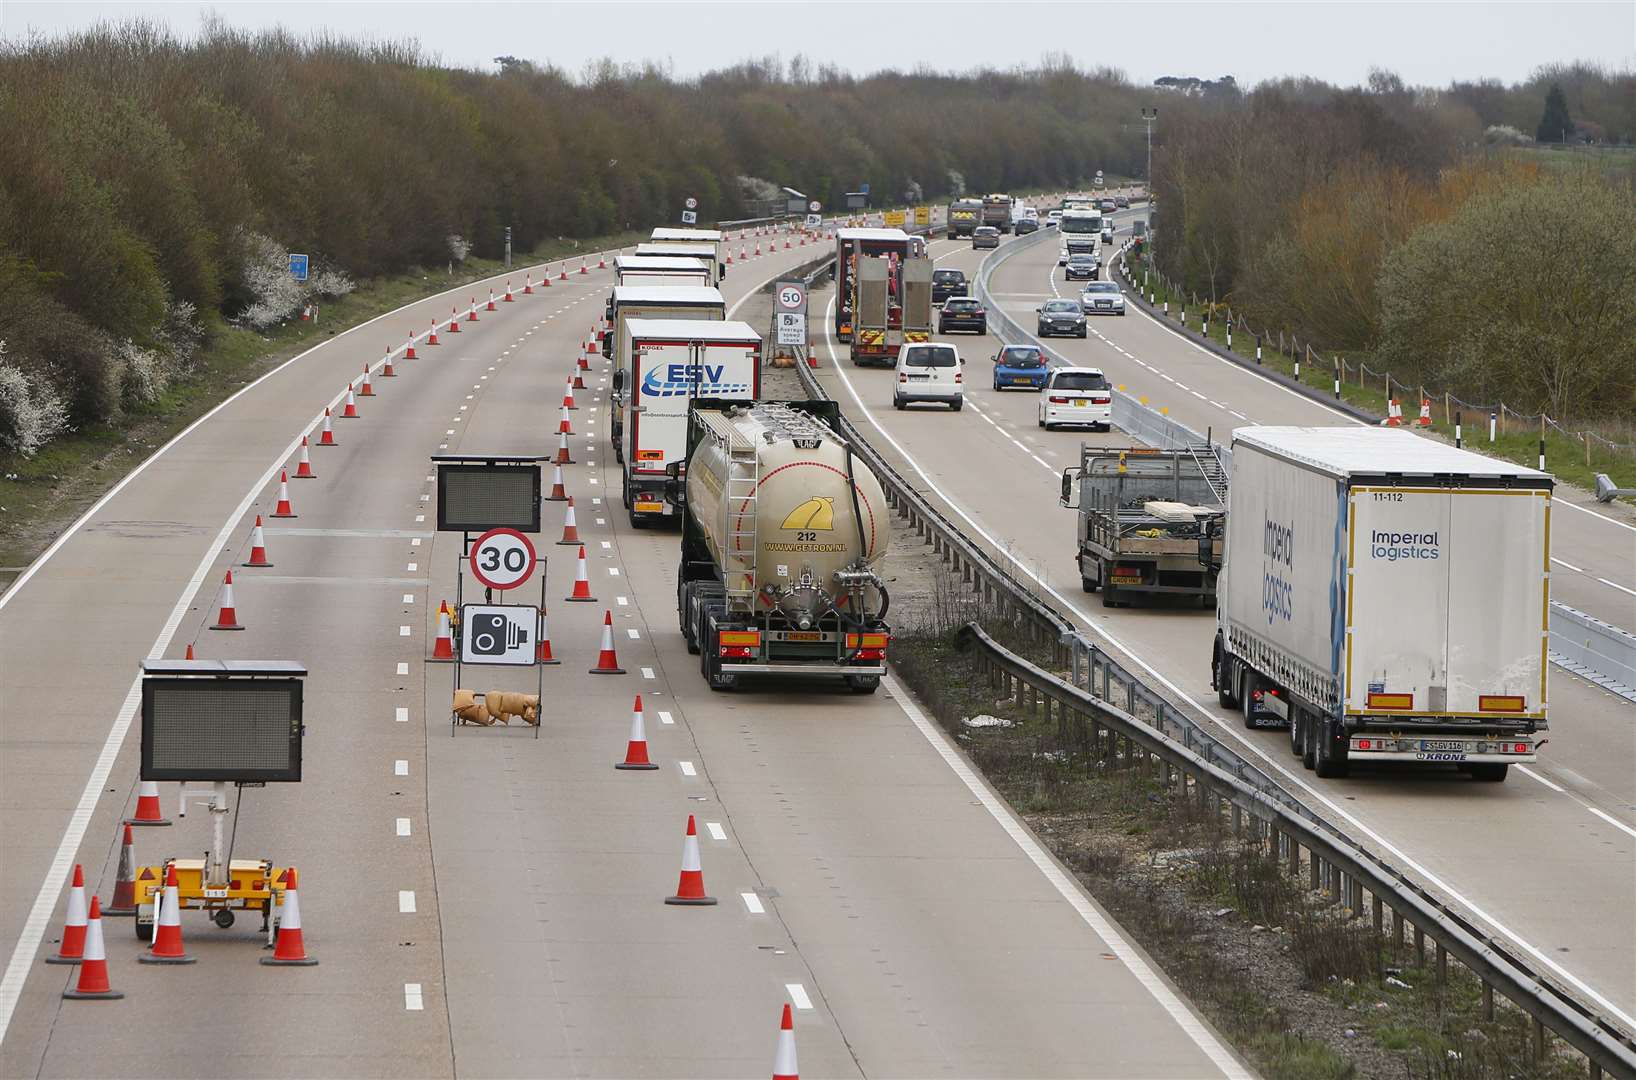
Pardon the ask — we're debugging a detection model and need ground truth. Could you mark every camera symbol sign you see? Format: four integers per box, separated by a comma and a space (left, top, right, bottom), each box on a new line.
469, 527, 537, 591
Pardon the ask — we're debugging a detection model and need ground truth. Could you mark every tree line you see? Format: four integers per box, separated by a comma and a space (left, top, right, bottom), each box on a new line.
1148, 66, 1636, 420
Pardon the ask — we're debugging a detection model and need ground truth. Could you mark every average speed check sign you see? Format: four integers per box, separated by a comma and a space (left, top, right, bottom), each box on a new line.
469, 527, 537, 591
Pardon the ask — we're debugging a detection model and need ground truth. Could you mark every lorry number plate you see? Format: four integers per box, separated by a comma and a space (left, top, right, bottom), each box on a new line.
634, 501, 663, 513
1420, 740, 1467, 751
785, 632, 821, 641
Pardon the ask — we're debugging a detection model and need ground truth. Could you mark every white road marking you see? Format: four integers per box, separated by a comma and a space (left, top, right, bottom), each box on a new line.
678, 760, 697, 777
407, 562, 418, 572
608, 566, 620, 576
395, 707, 409, 723
1551, 557, 1584, 573
1589, 806, 1636, 840
396, 818, 412, 837
394, 760, 409, 776
1596, 577, 1636, 598
601, 541, 612, 549
445, 429, 455, 436
399, 890, 417, 913
592, 498, 602, 505
616, 595, 628, 606
397, 662, 409, 675
404, 983, 424, 1011
1517, 765, 1564, 792
597, 518, 607, 526
785, 983, 814, 1011
411, 538, 421, 546
415, 515, 425, 523
402, 594, 415, 604
641, 667, 655, 679
705, 822, 727, 840
419, 493, 430, 502
657, 710, 673, 725
398, 626, 411, 637
742, 892, 766, 914
626, 628, 640, 639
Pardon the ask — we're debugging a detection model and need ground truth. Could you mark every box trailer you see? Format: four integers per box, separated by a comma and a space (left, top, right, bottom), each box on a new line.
606, 286, 725, 460
617, 319, 760, 528
647, 229, 726, 282
1211, 426, 1552, 782
614, 255, 713, 289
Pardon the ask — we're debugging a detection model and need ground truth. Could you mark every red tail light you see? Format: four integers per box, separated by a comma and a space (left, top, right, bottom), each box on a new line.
954, 372, 963, 383
899, 373, 908, 382
1358, 739, 1372, 750
1048, 396, 1070, 404
855, 648, 887, 661
719, 646, 754, 660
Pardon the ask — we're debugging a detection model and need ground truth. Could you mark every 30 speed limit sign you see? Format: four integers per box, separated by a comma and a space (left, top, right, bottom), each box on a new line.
469, 528, 537, 590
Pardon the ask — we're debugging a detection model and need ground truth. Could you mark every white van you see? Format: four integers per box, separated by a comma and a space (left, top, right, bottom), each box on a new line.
891, 342, 963, 411
1038, 367, 1112, 430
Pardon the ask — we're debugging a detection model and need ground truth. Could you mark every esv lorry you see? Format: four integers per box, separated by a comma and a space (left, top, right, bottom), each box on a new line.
1210, 427, 1552, 782
616, 319, 760, 528
606, 285, 724, 459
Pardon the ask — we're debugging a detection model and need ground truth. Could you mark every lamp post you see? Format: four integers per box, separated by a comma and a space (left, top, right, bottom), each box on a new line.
1140, 107, 1158, 196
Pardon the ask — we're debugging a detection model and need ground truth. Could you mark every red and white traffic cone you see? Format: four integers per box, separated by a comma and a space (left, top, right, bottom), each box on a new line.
212, 570, 245, 630
45, 864, 89, 965
566, 546, 596, 602
772, 1003, 799, 1080
740, 246, 748, 261
578, 345, 592, 372
726, 250, 735, 266
432, 602, 454, 660
294, 436, 317, 478
401, 336, 414, 362
318, 408, 337, 446
554, 431, 575, 466
572, 369, 587, 391
535, 606, 559, 665
558, 406, 574, 436
1384, 399, 1402, 426
127, 780, 170, 825
589, 609, 625, 674
62, 898, 121, 1000
563, 379, 577, 410
449, 307, 462, 333
558, 264, 569, 281
546, 464, 568, 502
755, 242, 762, 256
106, 824, 138, 916
1416, 397, 1432, 428
358, 365, 375, 396
271, 470, 296, 518
504, 282, 515, 302
523, 277, 534, 295
557, 497, 581, 545
578, 258, 589, 275
664, 815, 716, 905
140, 864, 194, 964
244, 515, 273, 568
428, 319, 440, 345
467, 299, 479, 322
598, 253, 608, 269
261, 867, 318, 966
486, 290, 497, 312
341, 384, 360, 418
615, 695, 658, 770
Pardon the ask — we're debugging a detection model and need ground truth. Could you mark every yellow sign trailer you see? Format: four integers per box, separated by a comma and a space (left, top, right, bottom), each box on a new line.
133, 858, 292, 943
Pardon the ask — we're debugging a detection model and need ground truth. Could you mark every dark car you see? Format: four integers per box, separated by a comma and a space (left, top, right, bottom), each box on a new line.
1014, 217, 1039, 235
938, 297, 987, 335
971, 226, 1001, 249
931, 268, 969, 304
1098, 198, 1117, 212
1115, 195, 1130, 208
1036, 298, 1087, 338
1064, 253, 1100, 281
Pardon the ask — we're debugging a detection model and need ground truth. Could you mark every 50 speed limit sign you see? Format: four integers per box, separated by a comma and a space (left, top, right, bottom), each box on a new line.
469, 527, 537, 590
775, 281, 807, 314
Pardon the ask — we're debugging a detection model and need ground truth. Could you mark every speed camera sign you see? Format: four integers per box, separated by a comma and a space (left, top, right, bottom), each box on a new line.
775, 281, 807, 314
469, 528, 537, 591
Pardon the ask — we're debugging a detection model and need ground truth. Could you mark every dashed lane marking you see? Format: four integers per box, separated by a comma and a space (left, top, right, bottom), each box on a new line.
394, 760, 409, 776
404, 984, 424, 1011
395, 707, 409, 723
786, 983, 813, 1010
399, 890, 417, 913
657, 710, 673, 725
705, 822, 726, 840
396, 818, 412, 837
742, 892, 766, 914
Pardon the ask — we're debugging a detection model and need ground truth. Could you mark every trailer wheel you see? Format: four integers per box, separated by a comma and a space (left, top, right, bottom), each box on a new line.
1300, 714, 1318, 771
135, 911, 154, 943
1213, 640, 1238, 709
845, 675, 880, 694
1239, 672, 1260, 729
213, 908, 235, 930
679, 580, 698, 653
1289, 709, 1305, 758
1314, 719, 1350, 778
1469, 763, 1509, 783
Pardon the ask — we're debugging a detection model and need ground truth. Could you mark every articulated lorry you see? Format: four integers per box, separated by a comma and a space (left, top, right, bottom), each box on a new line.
981, 193, 1015, 234
1058, 207, 1104, 265
833, 227, 932, 365
946, 198, 984, 238
648, 228, 727, 282
1059, 445, 1226, 606
615, 319, 761, 529
669, 400, 891, 692
614, 255, 713, 289
634, 243, 725, 286
605, 285, 724, 460
1211, 427, 1552, 782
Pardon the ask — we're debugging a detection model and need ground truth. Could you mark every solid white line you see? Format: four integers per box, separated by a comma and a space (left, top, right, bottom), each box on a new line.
705, 822, 727, 841
399, 890, 417, 913
785, 983, 814, 1011
396, 818, 412, 837
1589, 806, 1636, 841
882, 676, 1248, 1074
395, 760, 409, 777
404, 983, 424, 1011
395, 707, 409, 723
657, 710, 674, 725
1551, 557, 1584, 573
678, 760, 697, 777
1596, 577, 1636, 598
1516, 765, 1564, 792
822, 296, 1636, 1030
742, 892, 766, 914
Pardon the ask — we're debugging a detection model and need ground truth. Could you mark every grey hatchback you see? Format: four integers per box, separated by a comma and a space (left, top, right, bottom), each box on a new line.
1037, 299, 1087, 338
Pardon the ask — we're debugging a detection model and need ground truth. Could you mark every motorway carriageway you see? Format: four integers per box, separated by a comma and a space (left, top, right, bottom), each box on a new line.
0, 227, 1249, 1078
803, 213, 1636, 1029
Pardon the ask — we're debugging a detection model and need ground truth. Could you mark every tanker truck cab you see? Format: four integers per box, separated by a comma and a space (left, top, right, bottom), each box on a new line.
605, 285, 725, 459
620, 320, 761, 529
673, 400, 892, 693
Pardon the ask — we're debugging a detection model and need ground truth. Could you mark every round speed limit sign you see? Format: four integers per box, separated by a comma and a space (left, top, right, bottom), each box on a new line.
684, 196, 698, 210
469, 528, 537, 591
777, 283, 806, 312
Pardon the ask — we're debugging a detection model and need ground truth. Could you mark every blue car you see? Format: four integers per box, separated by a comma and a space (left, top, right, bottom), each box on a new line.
991, 345, 1048, 391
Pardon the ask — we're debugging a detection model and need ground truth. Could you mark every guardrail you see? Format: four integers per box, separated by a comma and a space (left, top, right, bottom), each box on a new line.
790, 232, 1636, 1076
1550, 604, 1636, 701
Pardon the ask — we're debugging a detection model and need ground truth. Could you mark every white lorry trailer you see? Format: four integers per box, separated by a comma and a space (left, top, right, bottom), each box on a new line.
605, 285, 725, 461
614, 255, 713, 288
1210, 426, 1552, 782
647, 228, 727, 282
617, 318, 761, 528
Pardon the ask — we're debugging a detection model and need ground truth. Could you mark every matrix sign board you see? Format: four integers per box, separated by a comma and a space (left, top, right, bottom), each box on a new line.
436, 460, 541, 534
141, 661, 304, 783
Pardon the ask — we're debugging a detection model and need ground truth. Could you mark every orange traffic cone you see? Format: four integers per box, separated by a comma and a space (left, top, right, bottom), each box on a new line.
294, 436, 316, 478
449, 307, 462, 332
555, 431, 575, 466
664, 815, 716, 905
598, 253, 608, 269
565, 547, 596, 602
432, 602, 454, 660
558, 407, 574, 436
106, 824, 138, 915
127, 780, 170, 826
62, 897, 121, 1000
428, 320, 440, 345
318, 408, 337, 446
212, 570, 245, 630
535, 606, 559, 665
557, 497, 581, 545
261, 867, 318, 966
563, 379, 577, 410
486, 290, 497, 312
726, 250, 735, 266
244, 515, 273, 567
588, 610, 625, 674
616, 695, 658, 770
45, 864, 89, 964
773, 1003, 799, 1079
140, 864, 194, 964
1416, 397, 1432, 428
341, 384, 360, 418
358, 365, 375, 396
546, 464, 568, 502
271, 470, 296, 518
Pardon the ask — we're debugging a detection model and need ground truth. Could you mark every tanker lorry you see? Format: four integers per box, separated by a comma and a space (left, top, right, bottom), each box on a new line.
667, 399, 891, 692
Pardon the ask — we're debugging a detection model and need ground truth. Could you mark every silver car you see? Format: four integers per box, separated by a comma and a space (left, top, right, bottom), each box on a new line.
1080, 282, 1126, 316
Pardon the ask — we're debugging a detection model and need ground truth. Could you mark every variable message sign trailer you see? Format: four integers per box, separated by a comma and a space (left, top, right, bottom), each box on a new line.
614, 255, 713, 288
1211, 426, 1552, 782
618, 318, 761, 528
606, 285, 725, 460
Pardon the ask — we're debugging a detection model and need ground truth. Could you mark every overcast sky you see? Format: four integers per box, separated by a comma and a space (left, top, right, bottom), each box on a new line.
4, 1, 1632, 87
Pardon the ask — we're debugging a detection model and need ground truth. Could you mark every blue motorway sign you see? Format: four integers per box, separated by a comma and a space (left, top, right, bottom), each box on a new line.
288, 253, 309, 282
